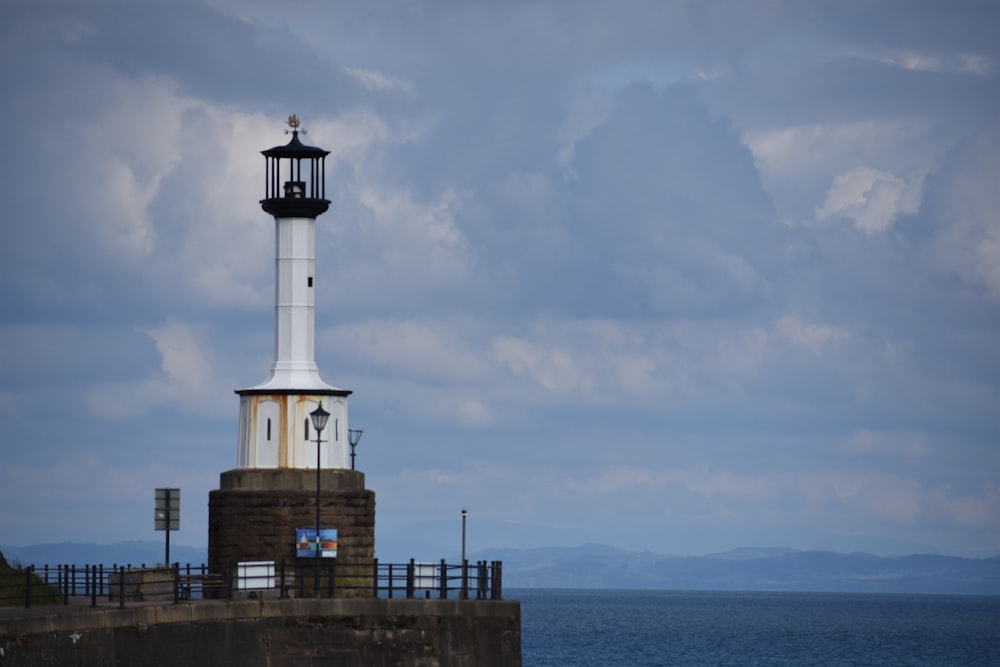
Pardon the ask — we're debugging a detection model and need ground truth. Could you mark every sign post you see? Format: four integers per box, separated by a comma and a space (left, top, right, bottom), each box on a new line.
154, 488, 181, 565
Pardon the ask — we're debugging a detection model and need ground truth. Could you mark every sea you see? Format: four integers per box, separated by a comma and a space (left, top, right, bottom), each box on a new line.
514, 589, 1000, 666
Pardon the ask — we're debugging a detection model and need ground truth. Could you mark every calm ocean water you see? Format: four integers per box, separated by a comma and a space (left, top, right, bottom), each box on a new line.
514, 589, 1000, 666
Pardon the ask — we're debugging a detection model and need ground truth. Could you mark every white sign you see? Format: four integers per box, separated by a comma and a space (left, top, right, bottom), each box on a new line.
414, 562, 438, 590
237, 561, 275, 591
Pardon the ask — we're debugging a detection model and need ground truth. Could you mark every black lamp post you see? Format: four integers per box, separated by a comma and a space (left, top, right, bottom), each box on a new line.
348, 428, 363, 470
309, 403, 330, 561
461, 508, 468, 564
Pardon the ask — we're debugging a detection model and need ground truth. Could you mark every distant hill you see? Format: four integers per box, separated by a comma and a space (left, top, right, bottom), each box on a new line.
479, 544, 1000, 595
3, 542, 998, 595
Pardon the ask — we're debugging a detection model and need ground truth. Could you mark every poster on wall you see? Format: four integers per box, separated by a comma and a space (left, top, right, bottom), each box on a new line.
296, 528, 338, 558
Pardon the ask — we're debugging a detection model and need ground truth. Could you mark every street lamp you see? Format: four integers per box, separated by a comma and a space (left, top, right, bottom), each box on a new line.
348, 428, 363, 470
309, 403, 330, 562
461, 508, 468, 564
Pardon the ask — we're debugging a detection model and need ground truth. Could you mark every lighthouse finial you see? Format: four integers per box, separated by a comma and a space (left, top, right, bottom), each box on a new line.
285, 114, 307, 136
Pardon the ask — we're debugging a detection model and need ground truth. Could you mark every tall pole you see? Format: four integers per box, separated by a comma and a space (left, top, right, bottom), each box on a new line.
309, 403, 330, 567
165, 488, 171, 565
461, 508, 467, 564
315, 425, 323, 560
165, 508, 170, 565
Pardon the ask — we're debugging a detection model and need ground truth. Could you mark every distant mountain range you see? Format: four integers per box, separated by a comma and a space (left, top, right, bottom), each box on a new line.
485, 544, 1000, 595
2, 542, 997, 595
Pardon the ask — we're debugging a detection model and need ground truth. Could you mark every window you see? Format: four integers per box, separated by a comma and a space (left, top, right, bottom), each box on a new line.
308, 276, 313, 287
304, 418, 310, 440
266, 418, 271, 441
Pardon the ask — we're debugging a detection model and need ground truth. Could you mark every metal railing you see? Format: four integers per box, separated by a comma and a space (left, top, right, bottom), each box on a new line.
0, 559, 503, 609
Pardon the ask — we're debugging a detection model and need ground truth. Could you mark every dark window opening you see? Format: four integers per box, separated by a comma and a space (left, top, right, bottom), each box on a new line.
308, 276, 313, 287
266, 418, 271, 441
305, 419, 310, 440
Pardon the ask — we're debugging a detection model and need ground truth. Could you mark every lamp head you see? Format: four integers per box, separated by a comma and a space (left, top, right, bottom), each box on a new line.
309, 403, 330, 432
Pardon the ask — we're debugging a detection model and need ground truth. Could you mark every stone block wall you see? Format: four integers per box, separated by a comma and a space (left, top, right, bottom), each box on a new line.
0, 598, 522, 667
208, 469, 375, 590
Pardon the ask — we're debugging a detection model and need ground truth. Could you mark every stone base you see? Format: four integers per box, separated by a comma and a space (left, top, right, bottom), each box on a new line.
208, 469, 375, 586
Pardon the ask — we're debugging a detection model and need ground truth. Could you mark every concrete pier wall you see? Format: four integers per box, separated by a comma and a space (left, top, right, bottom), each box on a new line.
0, 597, 521, 667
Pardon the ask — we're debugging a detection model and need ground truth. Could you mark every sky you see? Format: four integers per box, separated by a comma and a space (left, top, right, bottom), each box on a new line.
1, 0, 998, 561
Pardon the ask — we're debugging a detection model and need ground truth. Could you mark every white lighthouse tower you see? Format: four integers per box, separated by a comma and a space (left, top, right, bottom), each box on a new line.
236, 115, 352, 470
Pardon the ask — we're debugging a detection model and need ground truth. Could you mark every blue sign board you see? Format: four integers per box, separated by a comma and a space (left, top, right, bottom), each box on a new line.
296, 528, 338, 558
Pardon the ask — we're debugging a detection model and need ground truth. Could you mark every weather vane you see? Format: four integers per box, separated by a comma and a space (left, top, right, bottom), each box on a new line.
285, 114, 306, 135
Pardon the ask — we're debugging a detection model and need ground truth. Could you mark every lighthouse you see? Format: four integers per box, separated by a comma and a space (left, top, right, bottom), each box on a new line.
209, 116, 374, 585
235, 114, 352, 470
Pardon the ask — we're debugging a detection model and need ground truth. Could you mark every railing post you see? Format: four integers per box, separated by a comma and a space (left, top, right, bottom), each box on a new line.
172, 563, 180, 604
63, 565, 70, 606
90, 565, 98, 608
118, 565, 125, 609
488, 561, 494, 600
492, 560, 502, 600
372, 558, 379, 598
327, 559, 335, 598
461, 559, 469, 600
24, 565, 33, 609
279, 559, 288, 599
406, 559, 415, 599
439, 559, 448, 600
227, 562, 235, 599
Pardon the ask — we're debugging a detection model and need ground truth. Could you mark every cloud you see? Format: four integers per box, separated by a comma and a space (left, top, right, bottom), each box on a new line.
327, 187, 474, 312
816, 166, 922, 234
745, 121, 930, 178
486, 319, 770, 404
372, 459, 1000, 554
492, 336, 593, 394
936, 486, 1000, 526
776, 315, 852, 353
328, 318, 488, 382
869, 50, 995, 76
918, 132, 1000, 299
84, 321, 232, 419
843, 430, 930, 461
342, 66, 414, 94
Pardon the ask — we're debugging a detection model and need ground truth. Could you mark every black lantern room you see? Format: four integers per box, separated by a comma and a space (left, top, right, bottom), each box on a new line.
260, 115, 331, 219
